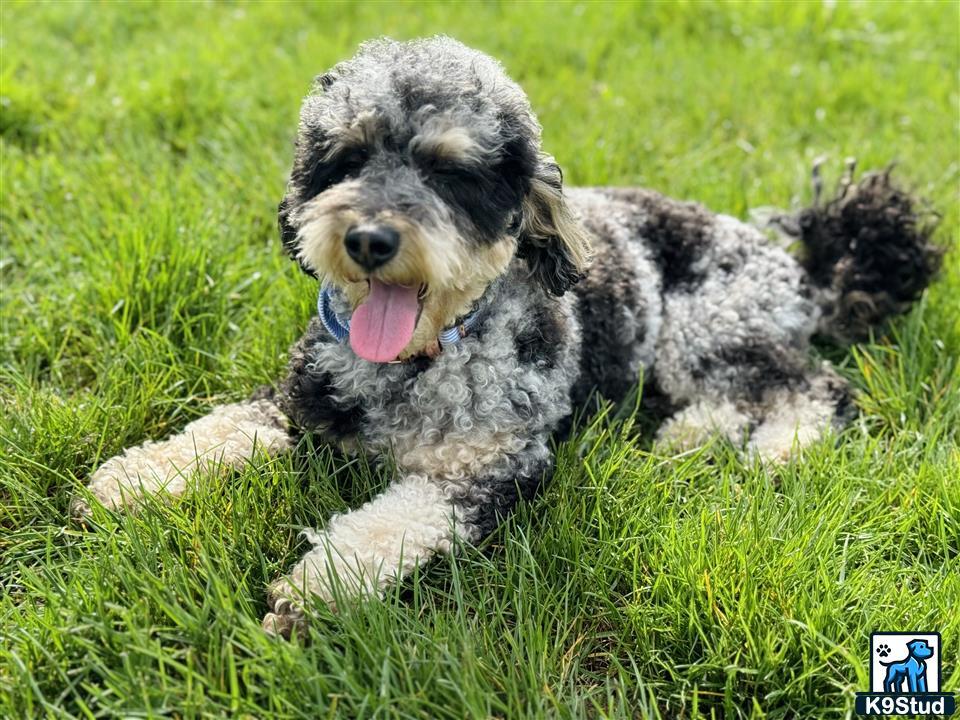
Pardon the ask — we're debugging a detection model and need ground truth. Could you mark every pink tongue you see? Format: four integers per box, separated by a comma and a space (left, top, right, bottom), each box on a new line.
349, 280, 420, 362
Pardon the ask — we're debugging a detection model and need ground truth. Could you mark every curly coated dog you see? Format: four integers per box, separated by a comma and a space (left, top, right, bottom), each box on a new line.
76, 37, 941, 637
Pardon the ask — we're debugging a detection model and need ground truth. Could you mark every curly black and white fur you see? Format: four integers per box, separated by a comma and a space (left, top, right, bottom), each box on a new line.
77, 38, 941, 637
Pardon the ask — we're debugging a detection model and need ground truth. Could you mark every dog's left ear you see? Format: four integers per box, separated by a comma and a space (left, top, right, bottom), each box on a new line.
517, 153, 592, 296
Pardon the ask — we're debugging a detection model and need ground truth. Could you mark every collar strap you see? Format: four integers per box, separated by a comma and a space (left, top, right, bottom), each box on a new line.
317, 284, 482, 354
318, 284, 351, 342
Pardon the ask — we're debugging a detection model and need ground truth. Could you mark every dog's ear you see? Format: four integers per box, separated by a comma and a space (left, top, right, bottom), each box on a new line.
277, 194, 317, 278
278, 196, 297, 254
517, 153, 592, 296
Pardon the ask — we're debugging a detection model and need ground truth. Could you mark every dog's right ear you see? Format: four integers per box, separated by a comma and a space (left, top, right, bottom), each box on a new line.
278, 196, 296, 254
517, 153, 592, 296
277, 195, 316, 278
277, 74, 337, 279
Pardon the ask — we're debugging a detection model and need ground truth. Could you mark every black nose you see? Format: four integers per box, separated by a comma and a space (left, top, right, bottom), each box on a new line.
344, 225, 400, 271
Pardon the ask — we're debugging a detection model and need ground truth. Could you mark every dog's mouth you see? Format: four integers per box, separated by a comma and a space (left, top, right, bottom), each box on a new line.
349, 279, 426, 363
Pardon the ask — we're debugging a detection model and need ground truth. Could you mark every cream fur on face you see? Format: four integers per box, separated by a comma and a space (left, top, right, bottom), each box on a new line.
297, 183, 518, 359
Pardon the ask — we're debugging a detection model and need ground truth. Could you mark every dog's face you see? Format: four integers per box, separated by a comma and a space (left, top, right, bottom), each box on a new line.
907, 639, 934, 659
279, 37, 591, 362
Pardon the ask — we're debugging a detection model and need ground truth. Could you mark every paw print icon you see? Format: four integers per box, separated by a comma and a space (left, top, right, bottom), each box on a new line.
876, 643, 891, 658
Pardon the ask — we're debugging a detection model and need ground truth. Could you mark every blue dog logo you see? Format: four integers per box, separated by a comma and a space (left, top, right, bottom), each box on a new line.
880, 638, 934, 693
855, 632, 955, 716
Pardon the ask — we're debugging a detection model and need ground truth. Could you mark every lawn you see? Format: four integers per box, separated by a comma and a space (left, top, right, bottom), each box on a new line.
1, 2, 958, 718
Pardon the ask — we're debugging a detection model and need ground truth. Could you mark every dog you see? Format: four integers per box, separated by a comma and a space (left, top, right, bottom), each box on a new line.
882, 639, 934, 693
75, 37, 941, 637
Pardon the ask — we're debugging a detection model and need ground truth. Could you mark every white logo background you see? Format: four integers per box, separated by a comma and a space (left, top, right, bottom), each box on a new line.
872, 633, 941, 693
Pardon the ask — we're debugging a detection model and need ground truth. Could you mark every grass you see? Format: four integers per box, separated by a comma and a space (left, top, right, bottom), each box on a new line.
1, 2, 958, 718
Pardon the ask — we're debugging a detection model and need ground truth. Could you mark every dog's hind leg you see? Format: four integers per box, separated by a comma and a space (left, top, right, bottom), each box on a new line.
884, 672, 898, 693
746, 364, 853, 462
656, 359, 852, 463
74, 396, 293, 516
655, 398, 752, 452
650, 209, 855, 462
653, 292, 853, 462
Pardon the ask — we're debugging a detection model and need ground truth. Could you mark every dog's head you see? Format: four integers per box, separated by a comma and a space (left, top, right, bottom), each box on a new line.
278, 37, 591, 362
907, 639, 934, 660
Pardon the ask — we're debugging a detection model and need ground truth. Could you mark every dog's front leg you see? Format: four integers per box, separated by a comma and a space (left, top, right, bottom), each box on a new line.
75, 397, 293, 516
262, 473, 464, 636
263, 439, 552, 637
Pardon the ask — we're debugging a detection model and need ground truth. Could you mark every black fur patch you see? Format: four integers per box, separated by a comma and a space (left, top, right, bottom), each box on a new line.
827, 374, 857, 429
514, 304, 562, 368
791, 169, 942, 341
517, 160, 585, 297
279, 321, 365, 439
247, 385, 299, 438
403, 354, 434, 377
315, 72, 336, 91
571, 233, 646, 407
277, 197, 306, 271
420, 135, 535, 242
634, 193, 714, 291
303, 145, 369, 200
517, 237, 585, 297
452, 452, 551, 539
277, 125, 335, 275
702, 342, 809, 403
280, 368, 364, 440
248, 384, 278, 403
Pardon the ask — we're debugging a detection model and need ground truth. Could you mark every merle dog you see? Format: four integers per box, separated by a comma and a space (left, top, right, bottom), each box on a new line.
77, 37, 941, 636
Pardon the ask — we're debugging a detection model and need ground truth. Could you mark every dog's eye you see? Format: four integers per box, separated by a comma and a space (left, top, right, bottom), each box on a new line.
507, 211, 522, 235
305, 148, 370, 198
339, 148, 369, 177
428, 162, 472, 180
415, 152, 476, 181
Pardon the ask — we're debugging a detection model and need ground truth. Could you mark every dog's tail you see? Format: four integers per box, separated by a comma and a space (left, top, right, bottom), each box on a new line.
774, 163, 942, 343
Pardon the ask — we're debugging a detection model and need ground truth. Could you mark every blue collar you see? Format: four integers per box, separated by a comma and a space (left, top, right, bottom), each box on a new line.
317, 283, 482, 356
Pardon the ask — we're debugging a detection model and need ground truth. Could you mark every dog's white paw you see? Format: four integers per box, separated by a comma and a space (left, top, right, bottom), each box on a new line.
262, 475, 457, 637
74, 443, 185, 516
263, 530, 390, 637
656, 399, 750, 453
74, 400, 294, 517
747, 374, 843, 464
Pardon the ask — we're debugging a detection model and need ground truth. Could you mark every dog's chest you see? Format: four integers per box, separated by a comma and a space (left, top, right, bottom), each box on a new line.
306, 296, 579, 477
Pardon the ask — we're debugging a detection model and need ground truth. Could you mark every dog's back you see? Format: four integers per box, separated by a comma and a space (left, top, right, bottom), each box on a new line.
564, 174, 938, 457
